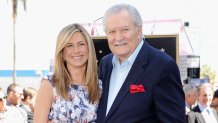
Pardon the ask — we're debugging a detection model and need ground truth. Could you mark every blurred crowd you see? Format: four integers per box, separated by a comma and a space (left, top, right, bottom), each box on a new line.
1, 81, 218, 123
184, 82, 218, 123
0, 84, 37, 123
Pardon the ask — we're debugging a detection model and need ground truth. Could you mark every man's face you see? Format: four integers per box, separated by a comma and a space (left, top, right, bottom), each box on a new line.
8, 86, 23, 106
198, 86, 213, 107
188, 90, 197, 106
105, 10, 142, 63
211, 97, 218, 107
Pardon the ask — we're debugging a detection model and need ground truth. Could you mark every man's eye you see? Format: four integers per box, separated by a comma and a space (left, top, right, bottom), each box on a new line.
109, 31, 115, 34
123, 28, 129, 32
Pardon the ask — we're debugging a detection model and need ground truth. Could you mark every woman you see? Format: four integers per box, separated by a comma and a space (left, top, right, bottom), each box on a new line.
34, 24, 101, 123
21, 87, 37, 123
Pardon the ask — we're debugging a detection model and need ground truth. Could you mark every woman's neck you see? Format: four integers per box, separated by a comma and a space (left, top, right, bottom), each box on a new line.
69, 67, 86, 85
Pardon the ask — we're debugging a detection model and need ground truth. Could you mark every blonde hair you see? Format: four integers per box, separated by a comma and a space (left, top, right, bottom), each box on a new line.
52, 23, 99, 103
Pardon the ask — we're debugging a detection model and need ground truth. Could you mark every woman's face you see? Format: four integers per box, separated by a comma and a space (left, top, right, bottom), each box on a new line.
63, 32, 89, 69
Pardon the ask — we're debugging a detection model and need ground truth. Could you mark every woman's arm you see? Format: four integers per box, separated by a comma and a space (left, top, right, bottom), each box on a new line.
34, 79, 53, 123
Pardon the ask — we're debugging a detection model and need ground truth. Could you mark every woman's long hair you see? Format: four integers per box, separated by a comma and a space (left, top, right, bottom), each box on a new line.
52, 23, 100, 103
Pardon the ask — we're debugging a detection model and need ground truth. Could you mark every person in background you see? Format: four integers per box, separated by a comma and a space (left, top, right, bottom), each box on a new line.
20, 87, 37, 123
0, 87, 6, 112
183, 84, 205, 123
211, 89, 218, 113
183, 84, 198, 113
6, 83, 27, 123
192, 83, 218, 123
0, 87, 7, 122
97, 3, 185, 123
34, 23, 102, 122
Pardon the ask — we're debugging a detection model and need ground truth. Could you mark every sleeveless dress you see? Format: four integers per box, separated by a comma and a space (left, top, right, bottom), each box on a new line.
47, 78, 102, 123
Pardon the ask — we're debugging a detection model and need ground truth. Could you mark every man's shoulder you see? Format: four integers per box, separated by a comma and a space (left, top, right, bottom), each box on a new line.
186, 111, 206, 123
4, 105, 27, 122
140, 41, 170, 59
141, 43, 176, 66
101, 53, 113, 62
6, 105, 27, 114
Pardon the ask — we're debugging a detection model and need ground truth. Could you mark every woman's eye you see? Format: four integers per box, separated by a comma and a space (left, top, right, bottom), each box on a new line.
79, 43, 85, 46
67, 44, 73, 48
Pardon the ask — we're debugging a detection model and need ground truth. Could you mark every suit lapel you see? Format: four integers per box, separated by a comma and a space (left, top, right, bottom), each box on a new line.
105, 41, 149, 121
196, 105, 201, 113
99, 56, 113, 121
195, 112, 206, 123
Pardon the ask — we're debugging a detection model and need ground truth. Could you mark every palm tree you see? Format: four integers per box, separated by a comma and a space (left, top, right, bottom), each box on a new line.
200, 64, 216, 84
10, 0, 27, 83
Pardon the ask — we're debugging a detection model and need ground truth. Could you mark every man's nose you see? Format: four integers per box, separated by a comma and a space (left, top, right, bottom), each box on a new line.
114, 31, 124, 41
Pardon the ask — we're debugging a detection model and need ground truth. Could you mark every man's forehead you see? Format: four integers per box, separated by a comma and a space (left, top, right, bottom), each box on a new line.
14, 86, 23, 93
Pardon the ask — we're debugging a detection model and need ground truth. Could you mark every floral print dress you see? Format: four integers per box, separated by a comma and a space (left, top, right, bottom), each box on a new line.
48, 80, 102, 123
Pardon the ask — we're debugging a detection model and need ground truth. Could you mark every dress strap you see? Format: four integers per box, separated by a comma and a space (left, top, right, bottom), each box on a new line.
42, 75, 55, 87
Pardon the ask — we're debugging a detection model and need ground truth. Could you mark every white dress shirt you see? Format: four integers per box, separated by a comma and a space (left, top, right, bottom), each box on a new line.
198, 103, 217, 123
106, 40, 143, 115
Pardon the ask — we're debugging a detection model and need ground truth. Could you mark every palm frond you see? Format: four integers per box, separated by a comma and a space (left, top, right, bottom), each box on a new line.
11, 0, 27, 22
12, 0, 18, 22
21, 0, 27, 10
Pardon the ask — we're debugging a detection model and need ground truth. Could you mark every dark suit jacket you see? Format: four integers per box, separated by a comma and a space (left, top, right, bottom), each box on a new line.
97, 41, 185, 123
192, 105, 201, 113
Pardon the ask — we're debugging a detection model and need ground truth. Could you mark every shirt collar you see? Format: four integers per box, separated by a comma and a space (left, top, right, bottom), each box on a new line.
112, 39, 143, 66
185, 102, 191, 109
198, 103, 208, 112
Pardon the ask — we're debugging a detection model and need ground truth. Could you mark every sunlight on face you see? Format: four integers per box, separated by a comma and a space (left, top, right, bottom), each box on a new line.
63, 32, 89, 69
188, 90, 197, 106
105, 10, 142, 63
198, 86, 213, 107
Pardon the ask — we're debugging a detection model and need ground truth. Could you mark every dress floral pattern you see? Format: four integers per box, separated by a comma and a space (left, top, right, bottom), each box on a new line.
48, 79, 102, 123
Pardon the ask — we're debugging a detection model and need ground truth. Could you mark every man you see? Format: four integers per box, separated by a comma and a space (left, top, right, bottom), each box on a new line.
211, 89, 218, 113
97, 3, 185, 123
6, 83, 28, 123
192, 83, 218, 123
183, 84, 198, 113
183, 84, 205, 123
